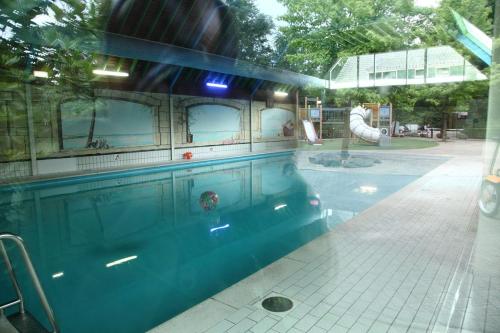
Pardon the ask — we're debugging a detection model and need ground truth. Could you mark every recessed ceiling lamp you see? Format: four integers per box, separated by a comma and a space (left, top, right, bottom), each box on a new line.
92, 69, 129, 77
274, 91, 288, 97
206, 82, 228, 89
33, 70, 49, 78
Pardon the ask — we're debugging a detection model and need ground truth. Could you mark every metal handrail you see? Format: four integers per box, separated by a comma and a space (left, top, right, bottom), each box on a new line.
0, 233, 59, 333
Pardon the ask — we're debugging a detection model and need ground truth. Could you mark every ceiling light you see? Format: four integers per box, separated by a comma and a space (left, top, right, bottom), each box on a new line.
206, 82, 228, 89
274, 91, 288, 97
33, 70, 48, 78
92, 69, 129, 77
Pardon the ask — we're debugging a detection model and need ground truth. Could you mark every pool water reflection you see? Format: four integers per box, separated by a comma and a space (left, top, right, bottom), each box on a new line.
0, 153, 444, 333
0, 155, 325, 333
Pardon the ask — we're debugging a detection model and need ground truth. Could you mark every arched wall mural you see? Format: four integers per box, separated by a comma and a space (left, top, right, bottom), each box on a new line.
187, 104, 241, 143
60, 98, 155, 149
260, 108, 295, 138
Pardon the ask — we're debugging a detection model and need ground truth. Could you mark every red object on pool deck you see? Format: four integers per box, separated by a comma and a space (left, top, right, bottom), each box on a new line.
183, 152, 193, 160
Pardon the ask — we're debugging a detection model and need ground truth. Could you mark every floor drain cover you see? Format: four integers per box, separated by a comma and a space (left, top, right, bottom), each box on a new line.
261, 296, 294, 312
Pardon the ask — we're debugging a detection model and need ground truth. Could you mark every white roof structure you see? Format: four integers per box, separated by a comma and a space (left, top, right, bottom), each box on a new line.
328, 46, 487, 89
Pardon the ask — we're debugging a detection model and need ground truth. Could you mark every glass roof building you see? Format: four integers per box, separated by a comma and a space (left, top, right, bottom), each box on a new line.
328, 45, 487, 89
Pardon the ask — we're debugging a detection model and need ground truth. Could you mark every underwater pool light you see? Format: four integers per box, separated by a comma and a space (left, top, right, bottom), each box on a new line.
274, 91, 288, 97
210, 224, 230, 232
359, 185, 378, 194
274, 203, 287, 211
106, 255, 138, 268
206, 82, 228, 89
93, 69, 129, 77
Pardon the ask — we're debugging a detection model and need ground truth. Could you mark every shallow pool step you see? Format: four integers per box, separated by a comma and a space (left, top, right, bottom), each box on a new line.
0, 314, 19, 333
7, 312, 49, 333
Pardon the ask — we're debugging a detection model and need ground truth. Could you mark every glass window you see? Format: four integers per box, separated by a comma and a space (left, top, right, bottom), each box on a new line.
450, 65, 465, 76
437, 67, 450, 76
359, 54, 376, 87
383, 71, 397, 79
0, 2, 497, 333
427, 67, 436, 78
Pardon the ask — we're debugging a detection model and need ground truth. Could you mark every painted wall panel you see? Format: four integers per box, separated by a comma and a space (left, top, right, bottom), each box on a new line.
188, 104, 241, 143
61, 98, 155, 149
261, 108, 295, 138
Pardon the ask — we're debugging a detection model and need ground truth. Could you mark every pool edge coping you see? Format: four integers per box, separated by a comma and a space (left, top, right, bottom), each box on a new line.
0, 150, 295, 190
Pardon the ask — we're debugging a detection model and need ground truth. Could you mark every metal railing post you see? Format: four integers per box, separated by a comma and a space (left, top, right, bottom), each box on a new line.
0, 233, 59, 333
0, 241, 25, 313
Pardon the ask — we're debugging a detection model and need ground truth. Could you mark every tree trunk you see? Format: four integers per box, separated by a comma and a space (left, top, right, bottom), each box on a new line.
86, 99, 96, 147
341, 107, 350, 158
442, 112, 448, 142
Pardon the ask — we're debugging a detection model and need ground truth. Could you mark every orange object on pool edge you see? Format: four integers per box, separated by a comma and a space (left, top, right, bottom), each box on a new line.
183, 152, 193, 160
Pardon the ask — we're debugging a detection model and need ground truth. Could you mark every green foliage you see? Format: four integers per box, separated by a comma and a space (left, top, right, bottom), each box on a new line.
0, 0, 101, 92
226, 0, 275, 65
276, 0, 426, 74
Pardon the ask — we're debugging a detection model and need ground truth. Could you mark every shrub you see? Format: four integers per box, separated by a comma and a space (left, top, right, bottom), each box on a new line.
463, 128, 486, 139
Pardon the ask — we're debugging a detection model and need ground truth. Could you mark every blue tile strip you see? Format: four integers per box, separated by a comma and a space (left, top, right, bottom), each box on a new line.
0, 151, 294, 191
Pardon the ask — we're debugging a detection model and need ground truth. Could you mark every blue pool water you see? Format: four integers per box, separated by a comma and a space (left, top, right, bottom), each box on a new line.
0, 152, 445, 332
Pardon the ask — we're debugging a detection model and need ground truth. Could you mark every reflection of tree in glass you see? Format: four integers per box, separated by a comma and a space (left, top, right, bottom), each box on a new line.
277, 0, 491, 135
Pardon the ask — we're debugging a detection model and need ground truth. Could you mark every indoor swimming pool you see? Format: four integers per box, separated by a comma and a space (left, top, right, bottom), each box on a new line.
0, 152, 445, 333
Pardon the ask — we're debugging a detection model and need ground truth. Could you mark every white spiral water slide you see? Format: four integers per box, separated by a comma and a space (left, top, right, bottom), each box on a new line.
349, 106, 381, 143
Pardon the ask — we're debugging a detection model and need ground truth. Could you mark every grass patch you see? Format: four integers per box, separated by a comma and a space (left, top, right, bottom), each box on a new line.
298, 137, 439, 150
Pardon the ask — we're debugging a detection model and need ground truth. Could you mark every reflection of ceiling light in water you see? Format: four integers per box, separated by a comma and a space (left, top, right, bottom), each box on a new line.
106, 255, 138, 268
52, 272, 64, 279
359, 186, 378, 194
92, 69, 129, 77
321, 209, 334, 219
33, 70, 49, 78
274, 91, 288, 97
274, 203, 287, 210
210, 224, 230, 232
206, 82, 228, 89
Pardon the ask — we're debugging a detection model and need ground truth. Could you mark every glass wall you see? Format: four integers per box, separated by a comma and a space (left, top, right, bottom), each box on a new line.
1, 1, 499, 333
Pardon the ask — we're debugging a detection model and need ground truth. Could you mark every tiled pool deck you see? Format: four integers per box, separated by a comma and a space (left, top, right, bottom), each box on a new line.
151, 141, 500, 333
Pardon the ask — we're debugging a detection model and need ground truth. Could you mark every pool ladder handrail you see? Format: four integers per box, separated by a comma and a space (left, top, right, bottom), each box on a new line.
0, 232, 59, 333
